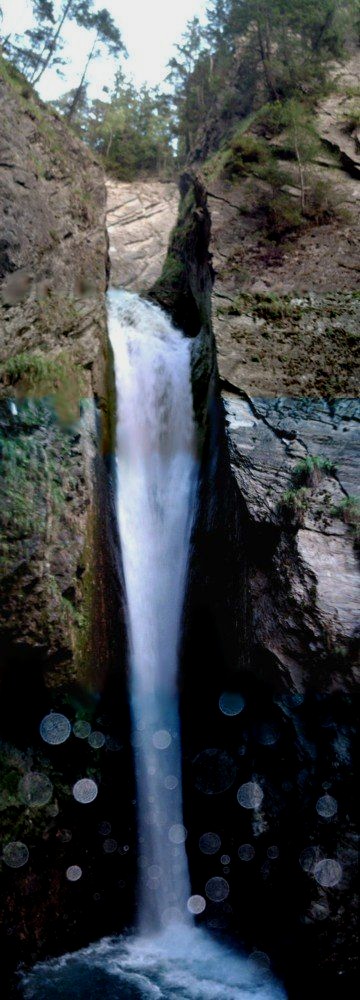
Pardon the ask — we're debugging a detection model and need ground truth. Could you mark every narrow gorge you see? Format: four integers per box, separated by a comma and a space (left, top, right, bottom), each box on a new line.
0, 40, 359, 1000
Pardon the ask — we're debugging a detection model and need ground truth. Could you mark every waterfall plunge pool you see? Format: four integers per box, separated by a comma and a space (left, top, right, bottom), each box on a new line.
19, 925, 286, 998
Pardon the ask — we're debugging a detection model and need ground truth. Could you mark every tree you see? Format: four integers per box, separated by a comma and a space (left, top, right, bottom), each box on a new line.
30, 0, 76, 83
65, 8, 126, 122
272, 98, 321, 211
2, 1, 59, 80
167, 16, 212, 159
58, 66, 176, 180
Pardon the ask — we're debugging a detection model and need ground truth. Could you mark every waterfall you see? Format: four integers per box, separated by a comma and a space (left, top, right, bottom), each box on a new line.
20, 289, 287, 999
108, 289, 197, 932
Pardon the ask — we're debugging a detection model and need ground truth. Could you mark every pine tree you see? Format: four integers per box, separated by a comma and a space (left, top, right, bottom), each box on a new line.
66, 8, 126, 122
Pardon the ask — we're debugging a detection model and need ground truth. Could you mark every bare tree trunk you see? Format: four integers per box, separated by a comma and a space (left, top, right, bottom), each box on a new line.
31, 0, 73, 84
66, 35, 98, 122
106, 131, 114, 157
294, 132, 306, 211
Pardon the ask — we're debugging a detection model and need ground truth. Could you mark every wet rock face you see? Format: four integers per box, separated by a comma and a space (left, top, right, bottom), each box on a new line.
0, 72, 110, 690
166, 106, 359, 990
224, 394, 360, 690
0, 399, 97, 691
181, 659, 359, 998
106, 179, 178, 291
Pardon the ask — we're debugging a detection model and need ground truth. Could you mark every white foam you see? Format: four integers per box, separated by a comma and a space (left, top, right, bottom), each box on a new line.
21, 925, 286, 999
108, 290, 198, 931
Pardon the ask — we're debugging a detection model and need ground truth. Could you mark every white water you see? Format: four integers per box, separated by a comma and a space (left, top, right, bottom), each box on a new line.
21, 926, 287, 999
108, 289, 197, 932
20, 290, 287, 999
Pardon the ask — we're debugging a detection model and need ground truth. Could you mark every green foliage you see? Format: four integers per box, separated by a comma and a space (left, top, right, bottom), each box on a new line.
281, 487, 310, 516
294, 455, 336, 485
261, 192, 303, 238
249, 292, 298, 321
0, 51, 29, 92
3, 0, 126, 87
221, 290, 302, 320
332, 496, 360, 547
57, 70, 176, 180
222, 132, 270, 178
159, 254, 184, 288
2, 350, 86, 423
0, 436, 45, 539
304, 178, 345, 224
2, 0, 357, 181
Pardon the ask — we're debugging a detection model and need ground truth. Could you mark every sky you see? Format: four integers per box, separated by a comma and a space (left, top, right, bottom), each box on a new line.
1, 0, 208, 101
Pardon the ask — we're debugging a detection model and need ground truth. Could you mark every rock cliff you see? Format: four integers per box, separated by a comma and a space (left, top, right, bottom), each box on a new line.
0, 59, 110, 695
106, 178, 178, 291
203, 52, 360, 695
150, 53, 359, 996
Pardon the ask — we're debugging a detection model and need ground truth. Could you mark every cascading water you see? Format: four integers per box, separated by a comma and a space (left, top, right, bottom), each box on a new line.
20, 290, 287, 999
108, 288, 197, 932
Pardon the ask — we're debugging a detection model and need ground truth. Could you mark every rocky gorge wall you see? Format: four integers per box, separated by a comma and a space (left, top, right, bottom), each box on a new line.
0, 62, 134, 989
0, 58, 112, 696
148, 97, 359, 990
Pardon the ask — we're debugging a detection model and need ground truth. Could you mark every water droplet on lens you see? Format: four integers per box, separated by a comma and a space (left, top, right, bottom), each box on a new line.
168, 824, 187, 844
205, 876, 229, 902
221, 854, 230, 865
18, 772, 53, 807
316, 794, 337, 819
187, 894, 206, 914
73, 721, 91, 740
261, 862, 272, 879
103, 838, 118, 854
40, 713, 71, 745
238, 843, 255, 861
248, 951, 271, 975
237, 781, 264, 810
58, 829, 72, 844
164, 775, 178, 790
267, 845, 279, 860
314, 858, 342, 888
72, 778, 98, 804
299, 846, 322, 873
257, 723, 279, 746
88, 732, 105, 749
193, 749, 236, 795
199, 832, 221, 855
48, 803, 59, 817
3, 842, 29, 868
219, 692, 245, 716
131, 731, 143, 748
152, 730, 171, 750
66, 865, 82, 882
98, 821, 111, 836
148, 865, 161, 880
105, 736, 122, 752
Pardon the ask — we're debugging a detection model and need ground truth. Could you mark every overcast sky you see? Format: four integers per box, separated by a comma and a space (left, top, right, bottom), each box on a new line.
1, 0, 208, 100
